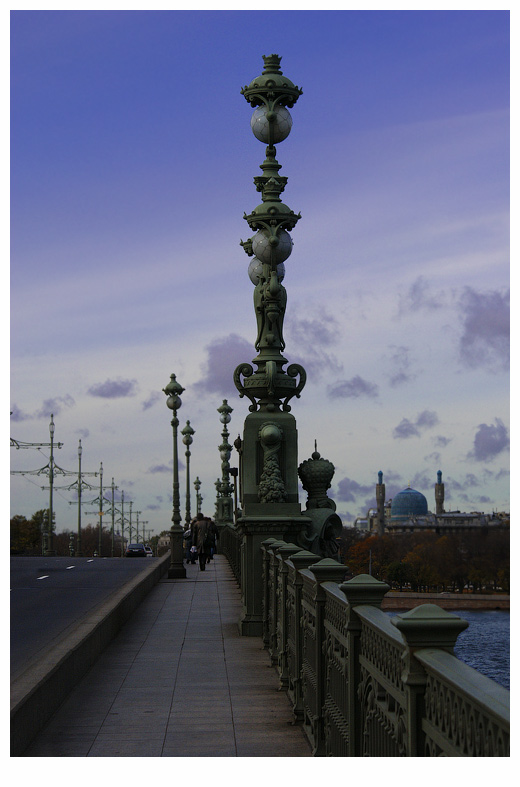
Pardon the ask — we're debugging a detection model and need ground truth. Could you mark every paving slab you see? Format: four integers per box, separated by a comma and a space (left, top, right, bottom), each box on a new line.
22, 555, 311, 757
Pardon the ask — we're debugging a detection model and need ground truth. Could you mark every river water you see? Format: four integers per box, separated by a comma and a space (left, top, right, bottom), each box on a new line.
452, 609, 510, 689
388, 609, 510, 689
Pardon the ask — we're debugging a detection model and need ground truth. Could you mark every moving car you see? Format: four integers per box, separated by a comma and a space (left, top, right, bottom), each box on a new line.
125, 543, 147, 557
144, 545, 153, 557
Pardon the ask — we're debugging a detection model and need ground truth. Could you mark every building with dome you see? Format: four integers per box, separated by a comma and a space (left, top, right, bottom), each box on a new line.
390, 485, 428, 521
352, 471, 509, 535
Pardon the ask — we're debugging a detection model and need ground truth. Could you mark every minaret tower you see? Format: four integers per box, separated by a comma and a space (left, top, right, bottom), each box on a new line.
376, 470, 386, 536
435, 470, 445, 516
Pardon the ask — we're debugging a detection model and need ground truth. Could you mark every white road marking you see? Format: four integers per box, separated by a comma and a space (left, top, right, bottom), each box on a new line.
66, 566, 75, 570
37, 576, 49, 580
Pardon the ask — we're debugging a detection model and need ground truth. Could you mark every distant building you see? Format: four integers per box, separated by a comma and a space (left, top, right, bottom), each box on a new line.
353, 471, 509, 535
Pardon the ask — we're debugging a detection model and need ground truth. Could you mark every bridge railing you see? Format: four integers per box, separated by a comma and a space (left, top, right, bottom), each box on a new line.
218, 523, 241, 586
261, 540, 510, 757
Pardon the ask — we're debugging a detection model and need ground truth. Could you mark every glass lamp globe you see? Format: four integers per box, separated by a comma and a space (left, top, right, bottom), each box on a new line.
250, 105, 292, 144
166, 395, 182, 411
252, 228, 293, 265
248, 257, 285, 285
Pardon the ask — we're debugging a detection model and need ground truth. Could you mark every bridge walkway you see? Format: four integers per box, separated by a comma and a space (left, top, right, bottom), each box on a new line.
23, 554, 311, 757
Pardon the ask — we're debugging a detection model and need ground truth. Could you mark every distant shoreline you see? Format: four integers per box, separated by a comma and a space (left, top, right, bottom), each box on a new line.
382, 592, 509, 611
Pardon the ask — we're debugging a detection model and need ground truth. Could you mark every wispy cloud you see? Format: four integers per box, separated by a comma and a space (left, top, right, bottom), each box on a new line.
142, 391, 162, 411
398, 276, 444, 315
87, 378, 138, 398
458, 287, 509, 372
386, 345, 417, 387
393, 410, 439, 439
36, 395, 75, 418
327, 375, 379, 400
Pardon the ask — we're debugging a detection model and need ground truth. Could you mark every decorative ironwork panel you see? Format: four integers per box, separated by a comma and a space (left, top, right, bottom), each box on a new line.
322, 591, 350, 756
421, 670, 510, 757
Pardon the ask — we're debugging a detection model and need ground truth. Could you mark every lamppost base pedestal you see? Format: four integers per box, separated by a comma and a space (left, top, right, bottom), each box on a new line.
168, 566, 187, 579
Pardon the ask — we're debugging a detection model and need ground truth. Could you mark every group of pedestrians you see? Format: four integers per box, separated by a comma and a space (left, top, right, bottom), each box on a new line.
183, 512, 218, 571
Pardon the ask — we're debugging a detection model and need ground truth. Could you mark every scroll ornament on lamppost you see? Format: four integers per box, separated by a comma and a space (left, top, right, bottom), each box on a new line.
234, 53, 306, 415
163, 373, 186, 579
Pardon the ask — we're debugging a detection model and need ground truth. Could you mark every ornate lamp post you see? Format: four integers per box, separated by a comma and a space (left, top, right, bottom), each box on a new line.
232, 55, 312, 635
194, 476, 202, 515
163, 373, 186, 579
181, 420, 195, 527
215, 400, 234, 526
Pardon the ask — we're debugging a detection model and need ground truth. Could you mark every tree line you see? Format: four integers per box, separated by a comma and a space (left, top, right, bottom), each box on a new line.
337, 528, 509, 593
11, 511, 118, 557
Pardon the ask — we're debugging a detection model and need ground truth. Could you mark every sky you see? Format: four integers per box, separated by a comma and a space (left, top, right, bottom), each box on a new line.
9, 7, 510, 541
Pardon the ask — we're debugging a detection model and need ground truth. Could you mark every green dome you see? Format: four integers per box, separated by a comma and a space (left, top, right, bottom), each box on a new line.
391, 486, 428, 520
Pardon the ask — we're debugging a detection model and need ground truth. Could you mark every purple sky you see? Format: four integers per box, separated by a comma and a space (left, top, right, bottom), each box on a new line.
10, 9, 510, 538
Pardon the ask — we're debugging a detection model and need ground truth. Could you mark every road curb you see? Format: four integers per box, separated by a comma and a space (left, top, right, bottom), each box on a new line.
11, 553, 171, 756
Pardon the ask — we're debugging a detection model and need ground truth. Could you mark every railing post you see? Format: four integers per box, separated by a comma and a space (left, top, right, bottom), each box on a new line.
287, 550, 321, 722
275, 543, 304, 688
303, 559, 349, 756
391, 604, 469, 756
261, 538, 281, 649
266, 541, 289, 665
338, 574, 390, 757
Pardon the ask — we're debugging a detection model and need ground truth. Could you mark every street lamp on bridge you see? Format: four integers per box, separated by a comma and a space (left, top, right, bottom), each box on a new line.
181, 420, 195, 528
163, 373, 186, 579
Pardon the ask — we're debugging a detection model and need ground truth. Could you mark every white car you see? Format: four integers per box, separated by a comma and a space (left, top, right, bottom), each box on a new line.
144, 545, 153, 557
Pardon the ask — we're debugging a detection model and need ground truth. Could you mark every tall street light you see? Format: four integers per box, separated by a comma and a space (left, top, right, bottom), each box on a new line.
181, 420, 195, 527
215, 400, 234, 526
194, 476, 202, 515
163, 373, 187, 579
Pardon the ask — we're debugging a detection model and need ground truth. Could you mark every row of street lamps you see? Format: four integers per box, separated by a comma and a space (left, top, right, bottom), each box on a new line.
162, 373, 236, 579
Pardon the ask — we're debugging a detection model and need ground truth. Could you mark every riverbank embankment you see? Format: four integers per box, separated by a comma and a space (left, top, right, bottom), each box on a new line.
381, 592, 509, 611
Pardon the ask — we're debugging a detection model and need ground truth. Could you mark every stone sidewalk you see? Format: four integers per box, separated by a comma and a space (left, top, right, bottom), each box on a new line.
23, 555, 311, 757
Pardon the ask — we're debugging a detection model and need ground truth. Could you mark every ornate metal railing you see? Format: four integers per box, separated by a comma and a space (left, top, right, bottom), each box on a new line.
260, 540, 510, 757
218, 523, 242, 586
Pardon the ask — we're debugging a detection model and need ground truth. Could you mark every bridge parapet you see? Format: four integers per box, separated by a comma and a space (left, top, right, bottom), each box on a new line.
258, 541, 510, 757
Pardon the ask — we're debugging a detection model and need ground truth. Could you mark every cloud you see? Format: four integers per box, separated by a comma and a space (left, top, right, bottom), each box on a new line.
398, 276, 444, 315
458, 287, 509, 372
142, 391, 162, 411
393, 410, 439, 439
336, 477, 374, 503
288, 313, 340, 348
87, 378, 138, 398
193, 334, 255, 397
386, 345, 417, 387
468, 418, 509, 461
147, 460, 184, 474
433, 435, 452, 448
327, 375, 379, 400
450, 473, 481, 491
10, 405, 31, 422
147, 463, 171, 474
36, 395, 75, 418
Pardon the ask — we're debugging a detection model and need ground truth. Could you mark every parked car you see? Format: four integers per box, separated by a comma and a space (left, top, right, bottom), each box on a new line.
144, 546, 153, 557
125, 543, 147, 557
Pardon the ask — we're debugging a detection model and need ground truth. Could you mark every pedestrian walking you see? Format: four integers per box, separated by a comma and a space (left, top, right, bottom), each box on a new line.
183, 522, 196, 564
204, 517, 218, 562
191, 513, 217, 571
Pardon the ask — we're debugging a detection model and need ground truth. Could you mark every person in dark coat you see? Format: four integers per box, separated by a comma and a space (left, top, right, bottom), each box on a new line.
191, 513, 214, 571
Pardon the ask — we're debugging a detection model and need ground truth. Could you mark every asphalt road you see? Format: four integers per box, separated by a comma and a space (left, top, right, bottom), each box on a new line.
10, 555, 157, 679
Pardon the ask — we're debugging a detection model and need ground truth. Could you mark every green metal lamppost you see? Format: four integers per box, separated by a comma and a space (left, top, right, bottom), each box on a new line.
215, 400, 234, 526
194, 476, 202, 515
163, 373, 186, 579
232, 54, 313, 635
181, 420, 195, 527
